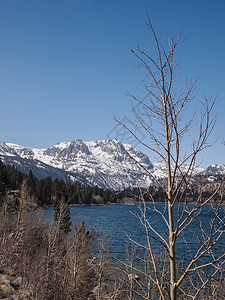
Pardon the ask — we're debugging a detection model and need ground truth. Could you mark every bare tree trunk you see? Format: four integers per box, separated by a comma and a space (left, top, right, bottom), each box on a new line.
164, 75, 177, 299
168, 200, 176, 299
167, 165, 177, 299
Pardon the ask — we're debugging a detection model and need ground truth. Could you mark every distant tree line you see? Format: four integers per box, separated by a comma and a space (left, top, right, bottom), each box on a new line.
0, 159, 222, 210
117, 180, 223, 204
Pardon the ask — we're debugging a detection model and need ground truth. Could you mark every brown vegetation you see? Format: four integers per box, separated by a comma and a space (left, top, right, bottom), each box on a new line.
0, 182, 129, 300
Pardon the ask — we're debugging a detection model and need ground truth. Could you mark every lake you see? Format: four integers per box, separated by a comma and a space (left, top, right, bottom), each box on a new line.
44, 202, 225, 261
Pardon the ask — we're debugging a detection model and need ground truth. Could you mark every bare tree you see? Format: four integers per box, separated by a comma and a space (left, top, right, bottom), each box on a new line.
117, 13, 225, 300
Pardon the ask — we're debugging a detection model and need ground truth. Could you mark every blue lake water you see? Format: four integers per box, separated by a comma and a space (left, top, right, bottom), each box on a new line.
44, 203, 225, 260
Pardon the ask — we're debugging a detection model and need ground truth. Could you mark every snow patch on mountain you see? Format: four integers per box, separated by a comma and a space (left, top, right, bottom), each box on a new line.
0, 142, 19, 157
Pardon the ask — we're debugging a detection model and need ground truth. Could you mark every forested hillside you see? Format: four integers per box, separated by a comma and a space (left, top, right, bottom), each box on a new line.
0, 159, 119, 208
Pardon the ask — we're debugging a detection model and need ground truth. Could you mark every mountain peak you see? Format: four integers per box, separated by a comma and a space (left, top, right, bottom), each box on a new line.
0, 141, 18, 157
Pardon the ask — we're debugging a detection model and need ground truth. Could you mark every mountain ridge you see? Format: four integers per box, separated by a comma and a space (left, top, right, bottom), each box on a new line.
0, 139, 224, 190
1, 139, 154, 190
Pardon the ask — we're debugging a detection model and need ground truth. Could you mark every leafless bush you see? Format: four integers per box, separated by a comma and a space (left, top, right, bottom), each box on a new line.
0, 181, 129, 299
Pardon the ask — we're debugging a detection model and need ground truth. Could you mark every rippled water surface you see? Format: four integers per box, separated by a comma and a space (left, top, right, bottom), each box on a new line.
44, 203, 225, 259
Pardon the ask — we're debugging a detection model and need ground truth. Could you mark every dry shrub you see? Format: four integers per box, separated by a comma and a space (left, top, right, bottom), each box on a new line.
1, 181, 153, 299
0, 182, 98, 300
0, 212, 99, 299
0, 185, 127, 300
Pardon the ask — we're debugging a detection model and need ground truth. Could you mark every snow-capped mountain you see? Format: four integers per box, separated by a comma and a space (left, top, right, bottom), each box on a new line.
0, 139, 224, 190
203, 164, 225, 176
0, 139, 155, 190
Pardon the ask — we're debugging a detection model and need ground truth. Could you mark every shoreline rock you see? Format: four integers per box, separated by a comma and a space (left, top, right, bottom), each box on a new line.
0, 269, 32, 300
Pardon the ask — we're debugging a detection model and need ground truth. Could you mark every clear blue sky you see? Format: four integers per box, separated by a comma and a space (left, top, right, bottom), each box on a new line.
0, 0, 224, 167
